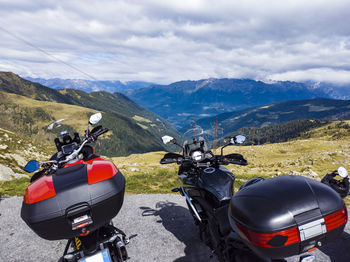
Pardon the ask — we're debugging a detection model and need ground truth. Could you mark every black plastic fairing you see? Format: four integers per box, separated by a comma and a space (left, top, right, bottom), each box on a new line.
198, 166, 234, 204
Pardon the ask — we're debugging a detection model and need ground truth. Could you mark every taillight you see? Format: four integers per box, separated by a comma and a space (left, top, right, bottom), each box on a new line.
324, 206, 348, 232
236, 222, 300, 248
234, 206, 347, 249
23, 176, 56, 204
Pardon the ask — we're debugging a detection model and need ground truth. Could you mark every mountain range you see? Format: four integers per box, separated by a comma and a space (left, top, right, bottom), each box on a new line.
24, 77, 350, 128
123, 78, 333, 127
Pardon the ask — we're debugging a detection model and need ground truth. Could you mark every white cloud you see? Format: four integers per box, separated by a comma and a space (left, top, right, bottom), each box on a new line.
0, 0, 349, 83
269, 68, 350, 84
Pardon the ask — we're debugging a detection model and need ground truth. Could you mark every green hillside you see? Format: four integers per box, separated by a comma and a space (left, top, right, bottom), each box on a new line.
0, 91, 164, 156
0, 72, 181, 155
0, 128, 53, 196
57, 89, 181, 146
221, 119, 330, 146
186, 98, 350, 138
0, 72, 73, 103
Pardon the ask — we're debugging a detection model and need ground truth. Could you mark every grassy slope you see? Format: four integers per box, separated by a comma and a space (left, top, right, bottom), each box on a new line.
0, 72, 181, 154
1, 121, 350, 205
0, 128, 54, 196
112, 121, 350, 206
57, 89, 181, 145
0, 91, 164, 156
0, 72, 73, 103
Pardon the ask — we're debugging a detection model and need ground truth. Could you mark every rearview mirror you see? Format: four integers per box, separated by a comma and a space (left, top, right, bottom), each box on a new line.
162, 135, 176, 145
89, 113, 102, 125
24, 160, 40, 173
338, 166, 348, 178
230, 135, 246, 145
235, 135, 246, 144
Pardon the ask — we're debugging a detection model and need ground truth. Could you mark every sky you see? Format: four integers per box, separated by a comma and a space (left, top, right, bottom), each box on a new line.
0, 0, 350, 84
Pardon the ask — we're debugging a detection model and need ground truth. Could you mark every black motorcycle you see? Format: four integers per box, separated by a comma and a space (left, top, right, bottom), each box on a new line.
321, 166, 349, 198
160, 127, 347, 262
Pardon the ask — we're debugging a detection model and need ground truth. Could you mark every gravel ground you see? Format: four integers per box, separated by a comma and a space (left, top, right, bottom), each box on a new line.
0, 195, 349, 262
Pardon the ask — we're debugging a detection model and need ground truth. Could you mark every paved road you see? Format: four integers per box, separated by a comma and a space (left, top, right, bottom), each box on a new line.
0, 195, 349, 262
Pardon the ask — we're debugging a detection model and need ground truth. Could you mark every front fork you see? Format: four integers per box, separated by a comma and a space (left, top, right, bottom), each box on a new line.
173, 186, 203, 223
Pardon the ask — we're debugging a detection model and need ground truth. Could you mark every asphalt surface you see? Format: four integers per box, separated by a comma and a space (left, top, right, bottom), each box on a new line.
0, 195, 349, 262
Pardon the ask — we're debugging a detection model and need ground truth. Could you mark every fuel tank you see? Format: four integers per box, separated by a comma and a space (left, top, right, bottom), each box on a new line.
229, 175, 347, 259
197, 166, 235, 206
21, 160, 125, 240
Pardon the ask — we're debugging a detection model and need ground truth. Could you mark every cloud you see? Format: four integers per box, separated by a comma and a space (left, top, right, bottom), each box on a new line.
0, 0, 350, 83
269, 68, 350, 84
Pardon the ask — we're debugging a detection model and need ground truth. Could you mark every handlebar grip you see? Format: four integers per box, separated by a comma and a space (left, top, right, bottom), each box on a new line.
98, 128, 109, 136
160, 158, 180, 164
93, 128, 109, 139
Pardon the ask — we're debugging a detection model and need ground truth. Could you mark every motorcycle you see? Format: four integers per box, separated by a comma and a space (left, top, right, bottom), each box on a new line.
22, 113, 128, 262
160, 127, 347, 262
321, 166, 349, 198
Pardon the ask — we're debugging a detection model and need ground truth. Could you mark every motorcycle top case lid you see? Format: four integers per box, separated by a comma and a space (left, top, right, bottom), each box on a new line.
229, 175, 348, 259
21, 160, 125, 240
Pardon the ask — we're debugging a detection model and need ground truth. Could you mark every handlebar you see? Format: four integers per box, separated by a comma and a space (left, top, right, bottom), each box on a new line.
93, 128, 109, 138
66, 128, 108, 162
321, 170, 349, 198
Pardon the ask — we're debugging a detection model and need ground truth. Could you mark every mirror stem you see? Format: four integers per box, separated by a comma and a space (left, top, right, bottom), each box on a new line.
86, 123, 90, 138
221, 144, 229, 156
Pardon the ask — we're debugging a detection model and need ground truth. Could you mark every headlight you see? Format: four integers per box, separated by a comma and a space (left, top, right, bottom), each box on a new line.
192, 151, 203, 161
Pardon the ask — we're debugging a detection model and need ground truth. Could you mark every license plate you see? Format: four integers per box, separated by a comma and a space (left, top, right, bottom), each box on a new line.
78, 248, 112, 262
74, 215, 89, 224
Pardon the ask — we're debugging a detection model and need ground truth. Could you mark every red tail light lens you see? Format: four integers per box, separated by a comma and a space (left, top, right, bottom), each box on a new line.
324, 206, 348, 232
24, 175, 56, 204
236, 222, 300, 248
235, 206, 347, 249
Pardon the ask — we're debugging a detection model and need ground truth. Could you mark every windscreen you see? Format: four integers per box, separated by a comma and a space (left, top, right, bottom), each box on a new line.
182, 126, 210, 154
46, 119, 79, 137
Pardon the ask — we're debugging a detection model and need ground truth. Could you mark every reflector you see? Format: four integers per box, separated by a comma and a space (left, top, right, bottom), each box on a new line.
299, 255, 315, 262
324, 206, 348, 232
236, 222, 300, 248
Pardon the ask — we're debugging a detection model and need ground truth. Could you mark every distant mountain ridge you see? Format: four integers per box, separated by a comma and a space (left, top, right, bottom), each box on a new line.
188, 98, 350, 139
24, 76, 350, 128
26, 77, 153, 93
305, 81, 350, 100
123, 78, 332, 127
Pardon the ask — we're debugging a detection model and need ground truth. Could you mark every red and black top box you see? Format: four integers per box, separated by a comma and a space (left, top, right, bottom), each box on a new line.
21, 160, 125, 240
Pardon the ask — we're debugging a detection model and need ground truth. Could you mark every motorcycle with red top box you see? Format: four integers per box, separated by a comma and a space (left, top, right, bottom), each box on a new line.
22, 113, 128, 262
161, 127, 348, 262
